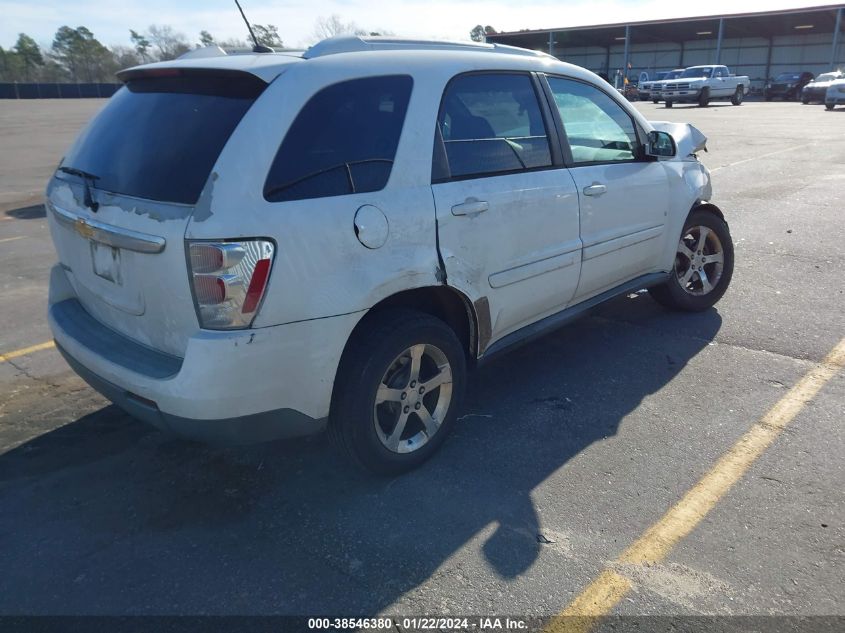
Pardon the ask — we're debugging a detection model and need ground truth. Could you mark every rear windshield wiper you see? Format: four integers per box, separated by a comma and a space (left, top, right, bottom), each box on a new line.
58, 166, 100, 212
264, 159, 393, 200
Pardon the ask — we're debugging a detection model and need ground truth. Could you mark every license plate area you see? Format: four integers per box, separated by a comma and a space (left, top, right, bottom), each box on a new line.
90, 240, 123, 285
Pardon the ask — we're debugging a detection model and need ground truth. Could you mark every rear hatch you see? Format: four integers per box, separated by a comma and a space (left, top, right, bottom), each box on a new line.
46, 69, 267, 357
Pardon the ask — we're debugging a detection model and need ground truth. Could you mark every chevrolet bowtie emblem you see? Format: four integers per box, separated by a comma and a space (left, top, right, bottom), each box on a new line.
74, 217, 95, 240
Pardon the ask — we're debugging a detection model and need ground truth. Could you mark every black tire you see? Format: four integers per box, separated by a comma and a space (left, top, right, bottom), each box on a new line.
802, 97, 810, 104
652, 98, 659, 104
329, 309, 466, 475
698, 88, 710, 107
649, 209, 734, 312
665, 100, 673, 108
730, 86, 744, 106
826, 104, 835, 111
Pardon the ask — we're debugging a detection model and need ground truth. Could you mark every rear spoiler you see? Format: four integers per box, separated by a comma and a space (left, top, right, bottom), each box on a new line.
116, 66, 267, 84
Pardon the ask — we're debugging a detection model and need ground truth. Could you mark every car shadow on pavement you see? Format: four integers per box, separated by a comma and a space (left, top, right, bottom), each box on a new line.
4, 204, 46, 220
0, 293, 721, 615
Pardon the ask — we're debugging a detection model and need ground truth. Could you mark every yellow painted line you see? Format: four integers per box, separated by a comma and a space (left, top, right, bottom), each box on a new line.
0, 340, 55, 363
0, 236, 26, 244
546, 337, 845, 632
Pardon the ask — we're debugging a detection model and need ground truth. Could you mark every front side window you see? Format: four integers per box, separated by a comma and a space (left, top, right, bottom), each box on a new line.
436, 73, 552, 180
264, 75, 412, 202
546, 77, 639, 165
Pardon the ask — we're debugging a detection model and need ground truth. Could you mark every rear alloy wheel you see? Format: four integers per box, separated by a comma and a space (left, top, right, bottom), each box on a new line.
652, 98, 659, 104
698, 88, 710, 107
329, 309, 466, 474
731, 86, 744, 106
649, 210, 734, 312
826, 103, 835, 111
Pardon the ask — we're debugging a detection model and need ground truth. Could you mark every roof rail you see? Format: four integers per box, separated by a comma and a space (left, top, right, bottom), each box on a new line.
302, 36, 551, 60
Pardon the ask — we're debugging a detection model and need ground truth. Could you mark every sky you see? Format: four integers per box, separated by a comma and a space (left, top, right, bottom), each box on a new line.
1, 0, 842, 51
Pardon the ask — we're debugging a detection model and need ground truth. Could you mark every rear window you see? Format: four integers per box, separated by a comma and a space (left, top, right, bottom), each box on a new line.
60, 72, 265, 205
263, 75, 413, 203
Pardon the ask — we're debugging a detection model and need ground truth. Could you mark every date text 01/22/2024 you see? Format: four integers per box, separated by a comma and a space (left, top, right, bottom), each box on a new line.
307, 617, 530, 630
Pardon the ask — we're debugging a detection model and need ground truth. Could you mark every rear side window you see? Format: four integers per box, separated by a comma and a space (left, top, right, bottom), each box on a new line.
61, 72, 265, 205
264, 75, 413, 202
436, 73, 552, 180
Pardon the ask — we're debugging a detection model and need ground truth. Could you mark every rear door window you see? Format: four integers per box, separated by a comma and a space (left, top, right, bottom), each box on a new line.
263, 75, 413, 203
60, 72, 266, 205
435, 73, 552, 180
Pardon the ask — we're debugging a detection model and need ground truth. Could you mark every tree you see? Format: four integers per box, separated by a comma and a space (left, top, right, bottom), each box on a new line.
0, 46, 25, 82
13, 33, 44, 80
198, 30, 215, 47
51, 26, 116, 82
130, 29, 151, 61
111, 45, 141, 69
313, 15, 367, 41
147, 24, 190, 60
252, 24, 283, 48
470, 24, 498, 42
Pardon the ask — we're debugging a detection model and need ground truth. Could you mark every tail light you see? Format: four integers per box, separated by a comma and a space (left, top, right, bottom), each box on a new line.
187, 240, 274, 329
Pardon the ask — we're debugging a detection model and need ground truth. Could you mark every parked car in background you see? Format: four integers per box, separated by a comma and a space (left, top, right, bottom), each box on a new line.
764, 71, 814, 101
802, 71, 845, 103
638, 70, 669, 100
44, 37, 733, 474
662, 65, 750, 107
649, 69, 685, 103
825, 78, 845, 110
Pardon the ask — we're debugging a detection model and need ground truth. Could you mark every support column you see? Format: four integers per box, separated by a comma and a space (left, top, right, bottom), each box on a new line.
679, 41, 685, 68
832, 7, 843, 68
715, 18, 725, 64
548, 31, 554, 56
622, 25, 630, 81
765, 37, 773, 82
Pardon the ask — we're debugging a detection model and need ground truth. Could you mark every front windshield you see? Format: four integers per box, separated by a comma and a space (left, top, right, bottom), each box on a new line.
665, 70, 684, 80
776, 73, 800, 81
680, 67, 713, 78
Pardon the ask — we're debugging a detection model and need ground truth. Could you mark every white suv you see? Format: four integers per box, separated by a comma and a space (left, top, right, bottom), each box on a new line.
46, 37, 734, 473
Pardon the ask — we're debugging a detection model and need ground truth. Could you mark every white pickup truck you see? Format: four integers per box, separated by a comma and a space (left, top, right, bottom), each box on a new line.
662, 65, 751, 108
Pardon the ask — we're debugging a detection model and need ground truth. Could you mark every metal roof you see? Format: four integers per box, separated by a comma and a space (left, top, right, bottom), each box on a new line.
488, 4, 845, 49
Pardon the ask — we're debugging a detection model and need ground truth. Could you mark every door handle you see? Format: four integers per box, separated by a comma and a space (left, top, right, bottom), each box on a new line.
451, 199, 489, 217
582, 183, 607, 197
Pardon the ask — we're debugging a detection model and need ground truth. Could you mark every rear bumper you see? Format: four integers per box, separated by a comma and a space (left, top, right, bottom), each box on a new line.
49, 266, 364, 444
56, 343, 322, 444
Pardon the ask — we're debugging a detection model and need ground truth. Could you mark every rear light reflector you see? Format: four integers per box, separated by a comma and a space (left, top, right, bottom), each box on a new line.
187, 239, 274, 329
242, 258, 272, 314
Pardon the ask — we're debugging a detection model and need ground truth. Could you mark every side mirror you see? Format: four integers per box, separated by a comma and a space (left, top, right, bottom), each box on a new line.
646, 130, 676, 158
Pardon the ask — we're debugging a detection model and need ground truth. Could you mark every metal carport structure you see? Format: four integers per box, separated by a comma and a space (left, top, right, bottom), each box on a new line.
486, 4, 845, 91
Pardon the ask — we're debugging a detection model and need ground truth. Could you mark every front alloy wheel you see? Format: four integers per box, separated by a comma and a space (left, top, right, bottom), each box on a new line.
673, 225, 725, 296
649, 209, 734, 312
